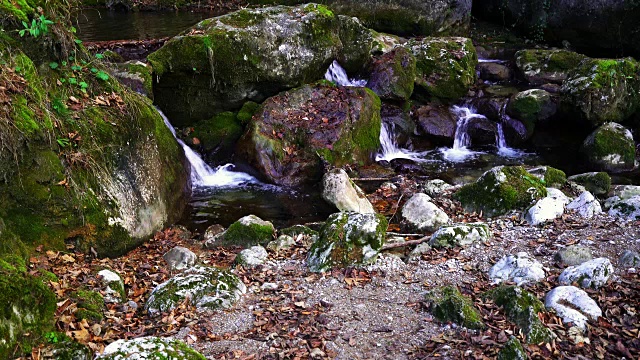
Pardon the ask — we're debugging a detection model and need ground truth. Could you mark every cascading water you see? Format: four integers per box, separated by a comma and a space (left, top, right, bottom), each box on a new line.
439, 105, 485, 162
324, 60, 367, 87
158, 108, 258, 188
496, 103, 526, 158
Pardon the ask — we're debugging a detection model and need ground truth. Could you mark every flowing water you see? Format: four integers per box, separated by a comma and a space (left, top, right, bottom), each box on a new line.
324, 60, 367, 87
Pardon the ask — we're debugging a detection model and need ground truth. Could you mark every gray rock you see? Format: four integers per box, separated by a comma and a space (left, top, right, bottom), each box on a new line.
513, 49, 587, 85
413, 104, 458, 140
202, 224, 225, 243
322, 168, 375, 214
497, 337, 527, 360
236, 246, 268, 267
477, 62, 512, 82
96, 336, 205, 359
489, 252, 546, 286
554, 245, 592, 266
566, 191, 602, 218
545, 286, 602, 330
145, 265, 246, 315
609, 185, 640, 200
408, 242, 432, 260
507, 89, 557, 125
366, 47, 416, 101
266, 235, 296, 252
423, 179, 454, 197
524, 188, 571, 225
97, 269, 125, 304
401, 193, 450, 232
618, 250, 640, 268
163, 246, 197, 271
558, 258, 613, 289
608, 195, 640, 220
568, 172, 611, 196
429, 223, 491, 248
581, 122, 636, 172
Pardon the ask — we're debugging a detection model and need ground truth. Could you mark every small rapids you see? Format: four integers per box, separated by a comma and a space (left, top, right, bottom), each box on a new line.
324, 60, 367, 87
438, 105, 486, 162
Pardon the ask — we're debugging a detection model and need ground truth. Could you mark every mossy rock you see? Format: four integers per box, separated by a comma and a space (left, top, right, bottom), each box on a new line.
44, 338, 93, 360
426, 286, 484, 330
506, 89, 556, 133
279, 225, 319, 239
214, 215, 275, 248
486, 285, 554, 344
497, 337, 528, 360
0, 257, 56, 358
145, 265, 246, 315
191, 111, 244, 164
453, 166, 547, 217
366, 47, 416, 101
428, 223, 491, 248
111, 61, 153, 99
562, 58, 640, 126
96, 336, 206, 360
72, 289, 105, 322
407, 37, 477, 100
307, 212, 387, 272
568, 172, 612, 195
528, 166, 567, 189
515, 49, 587, 85
581, 122, 636, 172
148, 4, 374, 127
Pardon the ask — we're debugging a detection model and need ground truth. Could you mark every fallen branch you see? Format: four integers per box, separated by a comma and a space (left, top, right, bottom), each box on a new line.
386, 232, 424, 237
381, 236, 429, 250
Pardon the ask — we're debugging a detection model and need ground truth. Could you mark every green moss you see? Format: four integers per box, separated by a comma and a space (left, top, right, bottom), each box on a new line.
220, 215, 275, 248
304, 3, 334, 18
453, 166, 547, 217
219, 9, 268, 28
36, 269, 59, 283
582, 123, 636, 169
236, 101, 259, 125
279, 225, 318, 238
497, 337, 528, 360
486, 285, 554, 344
427, 286, 484, 330
192, 111, 243, 157
543, 167, 567, 188
568, 172, 611, 195
429, 223, 490, 248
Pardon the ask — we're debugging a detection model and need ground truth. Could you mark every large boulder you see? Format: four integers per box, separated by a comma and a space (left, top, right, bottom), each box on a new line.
248, 0, 472, 37
148, 4, 374, 126
562, 58, 640, 126
0, 11, 189, 258
236, 84, 381, 187
506, 89, 557, 133
413, 103, 458, 141
581, 122, 636, 172
307, 212, 387, 272
454, 166, 547, 217
514, 49, 587, 85
408, 37, 478, 100
366, 47, 416, 101
473, 1, 640, 56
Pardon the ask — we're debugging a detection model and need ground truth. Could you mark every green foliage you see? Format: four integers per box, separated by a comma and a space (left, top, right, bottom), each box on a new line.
18, 15, 54, 38
44, 331, 60, 344
95, 70, 110, 81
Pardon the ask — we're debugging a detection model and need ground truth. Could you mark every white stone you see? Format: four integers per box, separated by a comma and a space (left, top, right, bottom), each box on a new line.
163, 246, 197, 271
608, 195, 640, 220
236, 246, 268, 267
97, 336, 202, 359
266, 235, 296, 252
423, 179, 454, 197
566, 191, 602, 218
322, 168, 375, 214
401, 193, 449, 232
545, 286, 602, 330
428, 223, 491, 248
558, 257, 613, 289
98, 269, 125, 304
489, 252, 546, 285
524, 188, 571, 225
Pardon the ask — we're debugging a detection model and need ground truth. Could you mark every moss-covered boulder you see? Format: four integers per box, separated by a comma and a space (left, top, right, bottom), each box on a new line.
72, 289, 105, 322
581, 122, 636, 172
426, 286, 484, 329
190, 111, 245, 164
96, 336, 205, 360
562, 58, 640, 126
307, 212, 387, 272
486, 285, 554, 344
507, 89, 557, 133
428, 223, 491, 248
567, 172, 612, 195
527, 166, 567, 189
408, 37, 477, 100
0, 256, 56, 358
208, 215, 276, 248
453, 166, 547, 217
558, 258, 613, 289
0, 6, 189, 258
145, 265, 246, 315
237, 84, 381, 187
366, 47, 416, 101
148, 4, 374, 126
514, 49, 587, 85
110, 60, 153, 99
497, 337, 528, 360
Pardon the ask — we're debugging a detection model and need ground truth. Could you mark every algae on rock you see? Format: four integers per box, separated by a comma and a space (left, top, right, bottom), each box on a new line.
426, 286, 484, 330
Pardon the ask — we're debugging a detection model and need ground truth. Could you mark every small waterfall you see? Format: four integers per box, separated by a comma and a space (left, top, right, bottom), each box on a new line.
375, 122, 425, 162
439, 105, 484, 162
324, 60, 367, 87
496, 103, 525, 158
158, 108, 258, 188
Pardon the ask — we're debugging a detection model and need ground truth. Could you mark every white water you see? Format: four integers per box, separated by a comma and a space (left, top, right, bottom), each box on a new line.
496, 103, 527, 158
375, 122, 426, 162
439, 105, 485, 162
324, 60, 367, 87
158, 108, 258, 188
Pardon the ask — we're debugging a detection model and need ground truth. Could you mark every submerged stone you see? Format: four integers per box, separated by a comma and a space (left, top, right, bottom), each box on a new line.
307, 212, 387, 272
96, 336, 205, 360
428, 223, 490, 248
145, 265, 246, 315
426, 286, 484, 329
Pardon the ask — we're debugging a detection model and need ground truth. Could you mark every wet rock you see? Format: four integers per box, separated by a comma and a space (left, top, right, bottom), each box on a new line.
562, 58, 640, 126
454, 166, 547, 217
236, 246, 268, 267
466, 115, 498, 146
97, 269, 126, 304
477, 62, 512, 82
429, 223, 491, 248
236, 84, 381, 187
497, 337, 527, 360
487, 285, 554, 343
513, 49, 587, 85
322, 168, 375, 214
527, 166, 567, 188
307, 212, 387, 272
266, 235, 296, 252
501, 116, 533, 145
111, 60, 153, 99
567, 172, 611, 196
190, 111, 246, 164
423, 179, 454, 197
558, 258, 613, 289
413, 103, 458, 141
95, 336, 205, 359
566, 191, 602, 218
367, 47, 416, 101
545, 286, 602, 330
581, 122, 636, 172
554, 245, 593, 266
426, 286, 484, 329
524, 188, 571, 226
489, 252, 546, 286
468, 96, 506, 122
149, 4, 374, 126
163, 246, 197, 271
381, 104, 415, 146
401, 193, 450, 232
618, 250, 640, 268
145, 265, 246, 315
507, 89, 557, 132
608, 195, 640, 220
408, 37, 478, 100
207, 215, 275, 248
